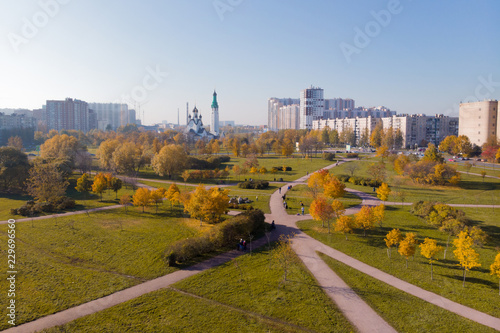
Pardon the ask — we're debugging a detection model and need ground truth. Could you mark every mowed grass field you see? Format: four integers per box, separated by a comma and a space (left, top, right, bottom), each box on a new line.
43, 243, 355, 333
1, 174, 138, 221
319, 254, 497, 333
331, 158, 500, 205
138, 154, 336, 184
0, 205, 207, 330
297, 206, 500, 319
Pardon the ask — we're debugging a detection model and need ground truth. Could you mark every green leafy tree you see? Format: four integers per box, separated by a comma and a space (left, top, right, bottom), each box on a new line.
75, 173, 92, 194
0, 147, 30, 193
423, 143, 444, 163
110, 177, 123, 199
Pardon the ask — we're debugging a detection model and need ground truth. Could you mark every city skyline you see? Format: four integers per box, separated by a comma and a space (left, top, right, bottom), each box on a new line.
1, 0, 499, 126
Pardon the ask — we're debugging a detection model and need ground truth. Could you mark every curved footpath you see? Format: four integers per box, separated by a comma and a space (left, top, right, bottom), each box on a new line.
270, 166, 500, 332
4, 161, 500, 332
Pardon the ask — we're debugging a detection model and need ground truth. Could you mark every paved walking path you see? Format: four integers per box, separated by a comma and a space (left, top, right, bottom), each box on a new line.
270, 166, 500, 332
5, 160, 500, 332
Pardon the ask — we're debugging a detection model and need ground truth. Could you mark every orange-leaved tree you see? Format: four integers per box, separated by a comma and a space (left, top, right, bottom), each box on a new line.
323, 175, 346, 199
307, 169, 329, 198
354, 205, 375, 237
310, 196, 334, 232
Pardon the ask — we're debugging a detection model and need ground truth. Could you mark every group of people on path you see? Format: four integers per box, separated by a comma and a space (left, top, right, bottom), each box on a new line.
237, 239, 247, 251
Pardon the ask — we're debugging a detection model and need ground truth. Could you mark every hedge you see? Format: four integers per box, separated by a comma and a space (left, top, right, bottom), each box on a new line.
238, 180, 269, 189
164, 209, 266, 266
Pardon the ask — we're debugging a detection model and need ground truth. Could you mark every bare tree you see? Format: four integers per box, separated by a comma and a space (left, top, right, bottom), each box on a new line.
345, 162, 360, 177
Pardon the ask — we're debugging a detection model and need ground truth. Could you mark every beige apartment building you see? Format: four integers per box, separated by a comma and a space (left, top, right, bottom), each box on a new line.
313, 114, 458, 148
459, 100, 499, 146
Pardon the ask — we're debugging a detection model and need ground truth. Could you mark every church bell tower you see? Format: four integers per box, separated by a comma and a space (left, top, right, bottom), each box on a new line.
211, 90, 219, 136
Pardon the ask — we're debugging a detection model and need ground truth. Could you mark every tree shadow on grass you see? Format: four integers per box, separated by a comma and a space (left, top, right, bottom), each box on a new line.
444, 274, 497, 288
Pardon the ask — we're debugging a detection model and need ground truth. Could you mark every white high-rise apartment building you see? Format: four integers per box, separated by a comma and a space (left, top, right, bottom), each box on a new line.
268, 98, 300, 130
300, 86, 324, 129
459, 100, 499, 146
88, 103, 136, 130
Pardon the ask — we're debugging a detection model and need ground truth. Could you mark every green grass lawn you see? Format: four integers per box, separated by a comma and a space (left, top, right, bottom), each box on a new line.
331, 159, 500, 205
319, 253, 497, 333
283, 184, 362, 216
297, 206, 500, 318
0, 205, 206, 330
43, 243, 354, 332
138, 155, 336, 185
2, 174, 138, 221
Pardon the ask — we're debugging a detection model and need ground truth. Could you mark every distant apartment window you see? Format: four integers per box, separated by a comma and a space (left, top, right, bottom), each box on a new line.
479, 116, 481, 119
478, 131, 481, 134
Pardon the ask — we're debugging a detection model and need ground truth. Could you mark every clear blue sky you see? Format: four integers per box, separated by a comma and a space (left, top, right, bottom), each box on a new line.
1, 0, 499, 125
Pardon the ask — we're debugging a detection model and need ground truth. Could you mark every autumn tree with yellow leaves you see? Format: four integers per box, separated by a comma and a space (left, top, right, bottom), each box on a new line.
91, 173, 108, 201
376, 183, 391, 202
453, 230, 481, 287
323, 175, 346, 199
398, 232, 418, 268
354, 205, 376, 237
307, 169, 329, 198
335, 215, 355, 240
385, 228, 403, 258
166, 183, 181, 208
133, 187, 152, 213
420, 238, 443, 280
490, 252, 500, 295
183, 184, 230, 224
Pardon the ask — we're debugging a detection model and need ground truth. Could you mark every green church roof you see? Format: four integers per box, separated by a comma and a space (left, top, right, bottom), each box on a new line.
211, 90, 218, 109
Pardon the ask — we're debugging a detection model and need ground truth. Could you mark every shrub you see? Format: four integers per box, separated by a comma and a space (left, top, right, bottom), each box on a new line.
322, 152, 336, 161
238, 180, 269, 189
228, 203, 254, 210
273, 166, 292, 171
346, 153, 359, 158
338, 174, 350, 182
165, 210, 265, 266
187, 155, 230, 170
11, 196, 76, 216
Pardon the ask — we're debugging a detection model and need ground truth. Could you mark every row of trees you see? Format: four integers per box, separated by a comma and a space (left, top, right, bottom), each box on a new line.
128, 183, 230, 225
385, 228, 500, 290
392, 143, 461, 186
